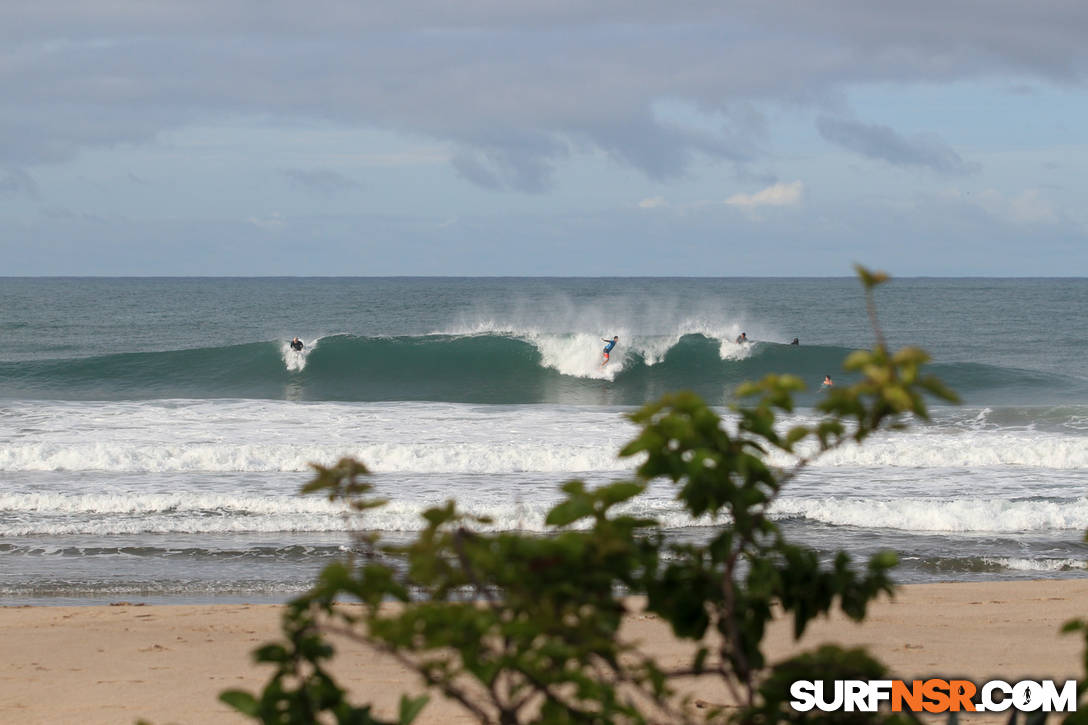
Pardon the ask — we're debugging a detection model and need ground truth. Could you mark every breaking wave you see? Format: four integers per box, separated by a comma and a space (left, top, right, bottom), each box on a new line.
2, 332, 1081, 405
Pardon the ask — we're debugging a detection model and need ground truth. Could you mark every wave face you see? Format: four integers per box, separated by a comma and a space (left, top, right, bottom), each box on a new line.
3, 332, 1081, 405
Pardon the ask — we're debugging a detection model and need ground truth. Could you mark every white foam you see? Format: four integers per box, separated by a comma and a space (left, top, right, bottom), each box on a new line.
0, 489, 710, 536
772, 496, 1088, 532
0, 400, 637, 473
984, 557, 1088, 572
1, 401, 1085, 474
0, 491, 355, 536
0, 491, 345, 515
438, 316, 756, 380
0, 441, 631, 473
526, 331, 623, 380
788, 430, 1088, 469
10, 490, 1086, 536
4, 469, 1088, 536
0, 514, 352, 537
521, 325, 755, 376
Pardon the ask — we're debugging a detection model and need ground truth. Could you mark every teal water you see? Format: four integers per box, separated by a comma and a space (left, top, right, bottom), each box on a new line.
3, 277, 1086, 404
0, 277, 1086, 604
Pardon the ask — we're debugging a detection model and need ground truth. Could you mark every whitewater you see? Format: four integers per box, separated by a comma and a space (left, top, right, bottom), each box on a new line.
1, 276, 1086, 603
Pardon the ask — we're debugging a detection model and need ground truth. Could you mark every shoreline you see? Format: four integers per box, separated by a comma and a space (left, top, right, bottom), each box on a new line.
1, 578, 1085, 724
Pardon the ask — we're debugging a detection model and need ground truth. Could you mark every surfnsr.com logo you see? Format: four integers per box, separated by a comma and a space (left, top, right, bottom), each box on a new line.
789, 679, 1077, 713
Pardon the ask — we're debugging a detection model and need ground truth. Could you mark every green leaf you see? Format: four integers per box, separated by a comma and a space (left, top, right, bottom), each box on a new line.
843, 349, 873, 370
892, 346, 930, 365
854, 263, 890, 288
253, 643, 290, 663
693, 646, 709, 674
882, 385, 914, 412
398, 694, 429, 724
785, 425, 809, 448
597, 481, 646, 507
218, 690, 259, 716
546, 498, 594, 527
920, 375, 961, 404
1061, 618, 1086, 634
870, 551, 899, 570
421, 502, 456, 527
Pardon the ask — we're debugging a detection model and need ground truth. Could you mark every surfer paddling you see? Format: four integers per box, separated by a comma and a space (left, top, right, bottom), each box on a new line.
290, 336, 304, 352
600, 336, 619, 366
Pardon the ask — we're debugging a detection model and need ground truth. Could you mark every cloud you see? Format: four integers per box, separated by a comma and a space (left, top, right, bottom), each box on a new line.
282, 168, 358, 197
638, 196, 667, 209
449, 130, 566, 192
817, 117, 980, 174
40, 205, 107, 223
725, 181, 803, 208
451, 149, 557, 192
247, 212, 285, 231
0, 168, 39, 198
968, 188, 1059, 224
3, 3, 1085, 190
1004, 190, 1059, 224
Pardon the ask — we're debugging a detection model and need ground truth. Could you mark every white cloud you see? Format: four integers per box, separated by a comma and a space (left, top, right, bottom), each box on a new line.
947, 188, 1059, 225
248, 212, 285, 231
725, 181, 803, 208
1003, 190, 1059, 224
638, 196, 667, 209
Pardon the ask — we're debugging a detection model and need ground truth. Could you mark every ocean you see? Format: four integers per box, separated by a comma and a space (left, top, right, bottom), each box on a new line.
1, 277, 1086, 605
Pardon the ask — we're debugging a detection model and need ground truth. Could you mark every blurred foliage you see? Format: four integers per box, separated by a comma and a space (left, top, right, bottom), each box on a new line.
1062, 558, 1088, 725
220, 266, 993, 724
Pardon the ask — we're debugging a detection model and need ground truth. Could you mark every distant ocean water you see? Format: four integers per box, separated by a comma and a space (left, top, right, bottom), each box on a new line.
1, 277, 1086, 604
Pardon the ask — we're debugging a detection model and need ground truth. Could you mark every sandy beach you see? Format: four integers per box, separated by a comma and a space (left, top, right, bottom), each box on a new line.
1, 579, 1085, 724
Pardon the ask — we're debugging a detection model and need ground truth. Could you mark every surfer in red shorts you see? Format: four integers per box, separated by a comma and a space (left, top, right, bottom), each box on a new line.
601, 336, 618, 366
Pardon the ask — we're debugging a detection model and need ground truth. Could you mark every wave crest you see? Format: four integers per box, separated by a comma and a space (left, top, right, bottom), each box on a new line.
1, 331, 1081, 404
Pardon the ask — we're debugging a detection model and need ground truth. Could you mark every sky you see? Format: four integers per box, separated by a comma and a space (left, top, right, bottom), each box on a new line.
2, 1, 1087, 276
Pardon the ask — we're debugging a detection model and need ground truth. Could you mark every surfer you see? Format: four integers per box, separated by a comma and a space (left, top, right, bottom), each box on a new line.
822, 374, 833, 387
735, 332, 748, 344
600, 336, 619, 366
790, 338, 799, 345
290, 336, 304, 352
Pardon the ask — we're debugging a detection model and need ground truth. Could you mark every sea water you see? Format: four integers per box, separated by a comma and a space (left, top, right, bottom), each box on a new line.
1, 277, 1086, 604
